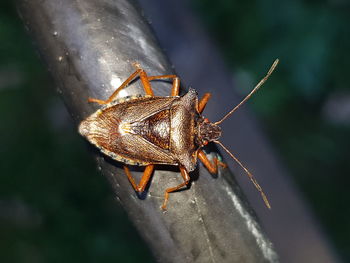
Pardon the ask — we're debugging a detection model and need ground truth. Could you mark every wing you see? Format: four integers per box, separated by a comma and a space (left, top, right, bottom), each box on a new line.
79, 95, 179, 166
101, 95, 178, 123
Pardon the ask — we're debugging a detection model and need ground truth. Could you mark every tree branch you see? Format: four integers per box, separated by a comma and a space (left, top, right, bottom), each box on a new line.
16, 0, 278, 262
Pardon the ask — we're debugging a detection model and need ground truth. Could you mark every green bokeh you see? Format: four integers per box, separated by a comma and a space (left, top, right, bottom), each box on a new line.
193, 0, 350, 261
2, 0, 350, 261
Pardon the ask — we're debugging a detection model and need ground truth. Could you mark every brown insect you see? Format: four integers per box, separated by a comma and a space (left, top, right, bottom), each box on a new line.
79, 59, 279, 209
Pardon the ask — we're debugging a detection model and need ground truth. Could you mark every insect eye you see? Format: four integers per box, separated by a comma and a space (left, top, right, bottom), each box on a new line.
203, 140, 208, 146
204, 118, 209, 123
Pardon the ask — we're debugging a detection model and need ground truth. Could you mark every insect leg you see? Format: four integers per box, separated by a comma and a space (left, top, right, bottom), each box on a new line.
161, 166, 190, 210
198, 93, 212, 113
197, 150, 227, 174
138, 70, 154, 96
148, 74, 180, 96
88, 68, 143, 104
123, 164, 155, 192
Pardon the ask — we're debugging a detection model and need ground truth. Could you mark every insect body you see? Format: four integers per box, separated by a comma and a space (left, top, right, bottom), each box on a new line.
79, 60, 279, 209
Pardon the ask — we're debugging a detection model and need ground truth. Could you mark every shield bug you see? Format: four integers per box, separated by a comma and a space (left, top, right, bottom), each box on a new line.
79, 60, 279, 209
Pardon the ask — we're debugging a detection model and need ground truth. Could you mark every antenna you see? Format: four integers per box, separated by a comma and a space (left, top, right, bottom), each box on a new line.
214, 140, 271, 209
215, 59, 279, 125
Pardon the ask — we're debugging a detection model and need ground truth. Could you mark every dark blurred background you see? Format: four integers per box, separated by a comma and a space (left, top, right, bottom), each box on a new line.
192, 0, 350, 261
1, 0, 349, 262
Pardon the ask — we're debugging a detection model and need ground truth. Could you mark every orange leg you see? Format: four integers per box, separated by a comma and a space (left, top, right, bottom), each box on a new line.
88, 67, 144, 104
124, 164, 155, 192
197, 150, 227, 174
161, 166, 190, 210
88, 63, 180, 104
198, 93, 211, 113
148, 74, 180, 96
